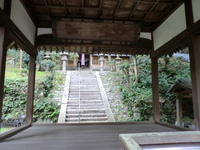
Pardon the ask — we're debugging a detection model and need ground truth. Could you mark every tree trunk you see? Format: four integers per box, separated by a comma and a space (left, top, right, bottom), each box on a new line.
133, 55, 138, 83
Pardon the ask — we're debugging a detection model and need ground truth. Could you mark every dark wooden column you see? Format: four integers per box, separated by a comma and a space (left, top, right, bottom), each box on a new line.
26, 55, 36, 124
0, 27, 8, 123
188, 35, 200, 130
151, 57, 160, 122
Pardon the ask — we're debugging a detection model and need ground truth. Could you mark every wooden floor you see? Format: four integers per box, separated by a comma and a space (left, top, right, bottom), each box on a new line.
0, 122, 186, 150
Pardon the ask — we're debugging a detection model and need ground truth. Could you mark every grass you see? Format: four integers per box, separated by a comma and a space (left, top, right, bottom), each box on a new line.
0, 128, 9, 133
5, 67, 25, 79
5, 66, 47, 80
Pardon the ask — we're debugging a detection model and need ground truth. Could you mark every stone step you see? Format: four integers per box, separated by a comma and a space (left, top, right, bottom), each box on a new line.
67, 105, 105, 110
70, 85, 99, 87
66, 113, 106, 118
68, 95, 102, 98
69, 90, 100, 93
68, 103, 104, 107
70, 82, 98, 85
65, 120, 108, 123
67, 99, 103, 105
66, 109, 106, 114
70, 77, 96, 79
67, 107, 104, 110
65, 117, 108, 122
69, 85, 99, 89
69, 92, 101, 95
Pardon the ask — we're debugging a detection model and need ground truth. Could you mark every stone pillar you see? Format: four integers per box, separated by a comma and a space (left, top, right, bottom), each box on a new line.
99, 53, 105, 72
108, 54, 111, 62
61, 52, 68, 71
73, 53, 79, 69
115, 54, 121, 72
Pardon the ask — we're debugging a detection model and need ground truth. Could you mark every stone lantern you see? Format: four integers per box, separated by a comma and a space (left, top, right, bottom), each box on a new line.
99, 53, 105, 72
60, 52, 68, 71
44, 53, 51, 60
115, 54, 121, 72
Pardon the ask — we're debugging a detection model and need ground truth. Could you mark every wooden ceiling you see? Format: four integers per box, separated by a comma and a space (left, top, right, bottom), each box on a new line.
20, 0, 183, 55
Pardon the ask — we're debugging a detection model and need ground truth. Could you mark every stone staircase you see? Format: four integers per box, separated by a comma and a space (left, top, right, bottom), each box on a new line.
59, 71, 114, 123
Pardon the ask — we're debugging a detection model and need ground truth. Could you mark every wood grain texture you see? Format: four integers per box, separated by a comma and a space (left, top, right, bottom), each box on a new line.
0, 123, 184, 150
53, 19, 140, 42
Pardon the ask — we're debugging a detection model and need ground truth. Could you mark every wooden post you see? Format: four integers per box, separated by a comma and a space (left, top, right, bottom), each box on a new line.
176, 96, 182, 127
0, 27, 8, 124
26, 56, 36, 124
188, 35, 200, 130
151, 58, 160, 122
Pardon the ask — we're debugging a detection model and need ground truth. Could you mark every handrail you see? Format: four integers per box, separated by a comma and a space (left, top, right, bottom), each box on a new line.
78, 63, 81, 123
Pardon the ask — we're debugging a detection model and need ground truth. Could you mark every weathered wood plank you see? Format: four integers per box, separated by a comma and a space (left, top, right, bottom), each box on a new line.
52, 19, 140, 42
188, 35, 200, 130
0, 27, 8, 124
151, 58, 160, 122
26, 56, 36, 124
0, 123, 184, 150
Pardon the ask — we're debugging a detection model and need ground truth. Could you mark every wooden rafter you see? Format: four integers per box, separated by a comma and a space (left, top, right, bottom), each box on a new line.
82, 0, 84, 17
98, 0, 103, 18
63, 0, 67, 16
113, 0, 122, 19
44, 0, 51, 16
143, 0, 159, 20
128, 0, 140, 20
152, 0, 184, 31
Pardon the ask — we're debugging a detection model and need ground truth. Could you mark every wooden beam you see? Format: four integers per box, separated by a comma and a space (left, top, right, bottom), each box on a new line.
128, 0, 140, 20
0, 27, 8, 125
184, 0, 194, 28
113, 0, 122, 19
4, 0, 12, 17
98, 0, 103, 18
20, 0, 38, 27
63, 0, 67, 15
82, 0, 84, 18
26, 56, 36, 124
143, 0, 159, 20
151, 18, 200, 58
44, 0, 51, 16
188, 35, 200, 130
152, 0, 184, 31
0, 8, 37, 56
151, 58, 160, 122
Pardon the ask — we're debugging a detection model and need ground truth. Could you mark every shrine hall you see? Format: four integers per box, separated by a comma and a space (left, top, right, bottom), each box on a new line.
0, 0, 200, 149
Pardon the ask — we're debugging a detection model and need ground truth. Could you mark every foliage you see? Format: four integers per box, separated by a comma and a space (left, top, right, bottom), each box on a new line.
3, 79, 27, 118
7, 49, 30, 69
3, 72, 60, 123
40, 60, 56, 71
115, 55, 190, 124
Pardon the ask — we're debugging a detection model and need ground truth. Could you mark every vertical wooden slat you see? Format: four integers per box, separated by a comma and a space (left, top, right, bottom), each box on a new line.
188, 35, 200, 130
0, 27, 8, 123
151, 58, 160, 122
4, 0, 12, 16
26, 55, 36, 124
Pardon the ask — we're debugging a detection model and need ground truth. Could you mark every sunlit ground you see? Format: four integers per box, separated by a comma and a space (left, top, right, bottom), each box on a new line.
0, 128, 9, 133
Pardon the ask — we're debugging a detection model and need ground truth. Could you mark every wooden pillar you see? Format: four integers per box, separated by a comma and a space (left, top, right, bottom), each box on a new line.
26, 56, 36, 124
176, 96, 182, 127
188, 35, 200, 130
151, 58, 160, 122
0, 27, 8, 124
